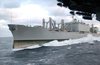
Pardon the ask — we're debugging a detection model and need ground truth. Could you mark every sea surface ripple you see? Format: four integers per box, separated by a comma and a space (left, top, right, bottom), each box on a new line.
0, 36, 100, 65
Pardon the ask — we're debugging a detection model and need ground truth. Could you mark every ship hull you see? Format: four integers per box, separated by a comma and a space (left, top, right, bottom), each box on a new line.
8, 24, 100, 48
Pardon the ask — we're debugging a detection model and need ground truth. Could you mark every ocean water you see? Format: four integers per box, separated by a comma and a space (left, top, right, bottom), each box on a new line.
0, 34, 100, 65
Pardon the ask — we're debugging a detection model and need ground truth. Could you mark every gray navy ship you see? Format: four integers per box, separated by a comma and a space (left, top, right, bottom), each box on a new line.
8, 17, 100, 49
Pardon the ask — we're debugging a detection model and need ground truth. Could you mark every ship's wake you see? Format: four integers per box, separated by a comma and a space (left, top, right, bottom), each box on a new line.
13, 34, 100, 51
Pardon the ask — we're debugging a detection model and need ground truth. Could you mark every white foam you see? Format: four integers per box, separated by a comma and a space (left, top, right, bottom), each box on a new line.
26, 45, 41, 49
27, 63, 35, 65
93, 36, 100, 41
43, 34, 100, 46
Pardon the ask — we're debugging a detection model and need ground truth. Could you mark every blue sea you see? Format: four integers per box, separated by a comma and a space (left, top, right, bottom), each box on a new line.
0, 36, 100, 65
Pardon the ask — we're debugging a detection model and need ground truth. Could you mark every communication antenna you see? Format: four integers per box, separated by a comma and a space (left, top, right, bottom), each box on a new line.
27, 14, 28, 26
92, 14, 95, 24
30, 16, 31, 27
92, 14, 95, 33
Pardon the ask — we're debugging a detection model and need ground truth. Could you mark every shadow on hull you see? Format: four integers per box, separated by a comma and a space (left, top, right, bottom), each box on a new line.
13, 40, 51, 49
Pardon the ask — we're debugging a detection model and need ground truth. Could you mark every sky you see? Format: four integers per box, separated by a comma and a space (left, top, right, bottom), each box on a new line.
0, 0, 100, 37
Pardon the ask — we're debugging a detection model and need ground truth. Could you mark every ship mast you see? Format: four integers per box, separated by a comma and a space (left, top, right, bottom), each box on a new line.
11, 12, 12, 24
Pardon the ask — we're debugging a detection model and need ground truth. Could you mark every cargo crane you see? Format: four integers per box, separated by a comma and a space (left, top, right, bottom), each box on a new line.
57, 0, 100, 21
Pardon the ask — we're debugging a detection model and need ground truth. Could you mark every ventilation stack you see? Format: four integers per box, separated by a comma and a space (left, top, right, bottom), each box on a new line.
61, 19, 64, 31
49, 17, 52, 30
